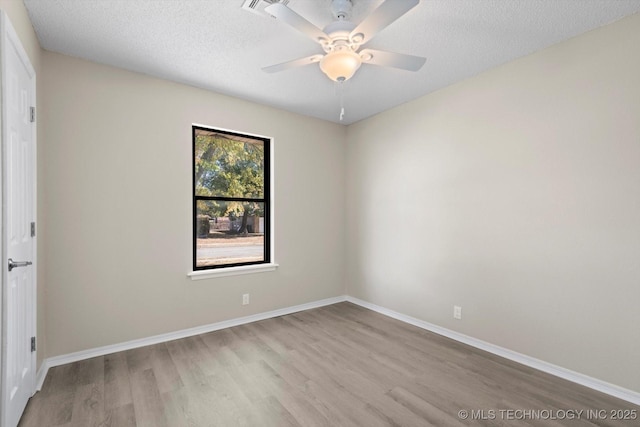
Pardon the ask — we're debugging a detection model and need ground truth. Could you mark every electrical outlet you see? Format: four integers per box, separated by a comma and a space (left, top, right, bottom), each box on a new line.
453, 305, 462, 320
242, 293, 250, 305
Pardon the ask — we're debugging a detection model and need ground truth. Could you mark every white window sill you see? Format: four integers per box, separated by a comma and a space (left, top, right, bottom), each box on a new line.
188, 263, 279, 280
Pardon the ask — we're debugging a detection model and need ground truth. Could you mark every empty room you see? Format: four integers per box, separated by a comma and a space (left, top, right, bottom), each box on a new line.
1, 0, 639, 426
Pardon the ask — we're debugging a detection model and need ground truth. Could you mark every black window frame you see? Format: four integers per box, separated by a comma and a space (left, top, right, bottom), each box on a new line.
192, 125, 271, 271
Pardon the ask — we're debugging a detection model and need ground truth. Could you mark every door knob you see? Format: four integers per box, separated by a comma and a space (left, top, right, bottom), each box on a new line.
8, 258, 32, 272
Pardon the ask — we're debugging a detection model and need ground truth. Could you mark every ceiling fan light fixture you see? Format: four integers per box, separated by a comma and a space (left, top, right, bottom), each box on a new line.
319, 49, 362, 82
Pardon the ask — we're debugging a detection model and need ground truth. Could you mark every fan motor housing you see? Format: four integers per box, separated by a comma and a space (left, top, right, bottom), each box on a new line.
322, 20, 359, 53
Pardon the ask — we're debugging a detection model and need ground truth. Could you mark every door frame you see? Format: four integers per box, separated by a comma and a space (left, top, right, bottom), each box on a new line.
0, 10, 37, 427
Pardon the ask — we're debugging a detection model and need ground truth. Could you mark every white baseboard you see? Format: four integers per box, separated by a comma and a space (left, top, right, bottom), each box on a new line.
35, 362, 49, 392
35, 295, 347, 390
345, 296, 640, 406
35, 293, 640, 406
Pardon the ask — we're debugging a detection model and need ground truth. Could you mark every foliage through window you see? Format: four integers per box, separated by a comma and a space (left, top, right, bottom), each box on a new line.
193, 126, 270, 269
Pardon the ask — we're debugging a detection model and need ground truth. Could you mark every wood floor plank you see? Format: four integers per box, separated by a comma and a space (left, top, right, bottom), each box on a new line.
252, 395, 301, 427
20, 302, 640, 426
263, 386, 332, 427
298, 340, 433, 427
387, 386, 467, 427
124, 345, 153, 374
74, 357, 105, 386
103, 352, 132, 411
69, 383, 104, 427
129, 368, 169, 427
198, 334, 245, 368
206, 370, 259, 426
102, 403, 136, 427
159, 388, 190, 427
148, 342, 184, 393
18, 389, 74, 427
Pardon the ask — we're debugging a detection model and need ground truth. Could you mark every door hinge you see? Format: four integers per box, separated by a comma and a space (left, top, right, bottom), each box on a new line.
30, 106, 35, 123
31, 336, 36, 352
31, 222, 36, 237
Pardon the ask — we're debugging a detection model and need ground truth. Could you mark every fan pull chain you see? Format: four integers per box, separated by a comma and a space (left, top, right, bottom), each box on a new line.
338, 80, 345, 121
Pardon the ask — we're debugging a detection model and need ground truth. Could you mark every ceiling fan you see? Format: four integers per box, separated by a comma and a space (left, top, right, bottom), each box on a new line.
263, 0, 426, 82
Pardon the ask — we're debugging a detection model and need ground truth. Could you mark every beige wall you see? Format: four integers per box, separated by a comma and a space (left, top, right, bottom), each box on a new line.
0, 0, 46, 368
346, 13, 640, 393
41, 51, 346, 356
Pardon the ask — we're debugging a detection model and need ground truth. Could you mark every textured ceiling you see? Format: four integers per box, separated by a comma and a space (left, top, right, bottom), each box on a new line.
23, 0, 640, 124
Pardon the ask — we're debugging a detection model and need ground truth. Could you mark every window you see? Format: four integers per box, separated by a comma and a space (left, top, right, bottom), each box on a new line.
193, 126, 270, 271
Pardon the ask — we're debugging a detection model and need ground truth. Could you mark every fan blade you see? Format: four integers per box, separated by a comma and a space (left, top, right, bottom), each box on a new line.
350, 0, 420, 45
262, 54, 324, 74
360, 49, 426, 71
265, 3, 329, 43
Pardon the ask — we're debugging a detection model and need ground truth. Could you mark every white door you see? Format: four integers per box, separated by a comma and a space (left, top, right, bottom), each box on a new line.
1, 12, 37, 427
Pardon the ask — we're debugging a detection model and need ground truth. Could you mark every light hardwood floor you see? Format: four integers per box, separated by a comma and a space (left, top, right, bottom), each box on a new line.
19, 302, 639, 426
